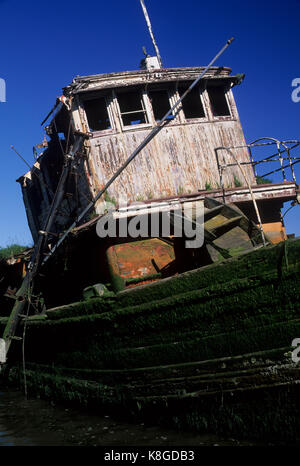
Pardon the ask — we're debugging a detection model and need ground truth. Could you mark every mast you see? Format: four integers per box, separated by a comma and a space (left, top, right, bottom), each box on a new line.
139, 0, 163, 68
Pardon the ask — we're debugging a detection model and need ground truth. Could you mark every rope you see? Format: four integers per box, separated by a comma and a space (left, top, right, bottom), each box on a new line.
284, 240, 289, 270
52, 112, 65, 159
11, 145, 55, 198
283, 204, 297, 219
65, 116, 72, 154
22, 281, 34, 399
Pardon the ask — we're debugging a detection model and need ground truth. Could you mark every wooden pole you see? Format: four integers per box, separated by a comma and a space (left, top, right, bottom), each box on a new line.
139, 0, 163, 68
0, 134, 85, 364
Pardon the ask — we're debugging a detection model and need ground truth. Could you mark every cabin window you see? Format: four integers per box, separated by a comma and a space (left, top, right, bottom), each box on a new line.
148, 89, 174, 122
84, 97, 112, 131
207, 86, 231, 117
116, 90, 148, 126
178, 85, 205, 119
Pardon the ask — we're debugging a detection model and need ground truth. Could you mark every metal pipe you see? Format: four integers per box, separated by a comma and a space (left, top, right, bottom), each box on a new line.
214, 148, 226, 203
11, 145, 32, 171
40, 101, 61, 127
215, 146, 267, 246
248, 145, 257, 178
287, 147, 297, 182
260, 158, 300, 179
219, 157, 300, 169
277, 141, 286, 181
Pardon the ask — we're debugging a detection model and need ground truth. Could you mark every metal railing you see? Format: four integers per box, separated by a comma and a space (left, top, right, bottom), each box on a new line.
214, 138, 300, 190
214, 138, 300, 246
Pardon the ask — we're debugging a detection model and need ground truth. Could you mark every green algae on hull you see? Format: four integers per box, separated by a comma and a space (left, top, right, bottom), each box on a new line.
4, 238, 300, 442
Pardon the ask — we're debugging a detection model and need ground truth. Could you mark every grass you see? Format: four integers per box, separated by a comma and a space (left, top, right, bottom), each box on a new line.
87, 211, 99, 221
233, 175, 242, 187
0, 244, 28, 260
256, 176, 273, 185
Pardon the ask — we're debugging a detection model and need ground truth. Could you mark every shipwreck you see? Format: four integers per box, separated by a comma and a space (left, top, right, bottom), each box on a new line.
1, 1, 300, 443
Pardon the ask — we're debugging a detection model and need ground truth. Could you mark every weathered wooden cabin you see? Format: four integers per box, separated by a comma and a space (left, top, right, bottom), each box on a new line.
16, 55, 299, 303
19, 63, 255, 232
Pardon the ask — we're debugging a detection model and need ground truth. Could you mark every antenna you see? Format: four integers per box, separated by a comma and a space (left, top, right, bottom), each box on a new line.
139, 0, 163, 68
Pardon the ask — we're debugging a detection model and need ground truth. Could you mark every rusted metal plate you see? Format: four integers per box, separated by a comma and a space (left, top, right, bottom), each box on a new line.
107, 238, 175, 283
261, 222, 287, 244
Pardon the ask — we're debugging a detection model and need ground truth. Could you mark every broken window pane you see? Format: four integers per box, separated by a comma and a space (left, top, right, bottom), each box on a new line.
207, 86, 231, 116
148, 89, 174, 122
178, 84, 205, 119
84, 97, 112, 131
116, 90, 148, 126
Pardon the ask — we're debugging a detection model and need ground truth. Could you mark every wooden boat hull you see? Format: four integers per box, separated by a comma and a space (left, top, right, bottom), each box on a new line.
2, 238, 300, 442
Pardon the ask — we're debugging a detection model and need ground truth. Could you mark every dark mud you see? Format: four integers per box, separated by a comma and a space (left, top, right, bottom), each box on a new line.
0, 388, 264, 447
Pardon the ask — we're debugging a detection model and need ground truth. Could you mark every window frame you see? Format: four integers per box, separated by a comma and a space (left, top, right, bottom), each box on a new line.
79, 79, 235, 138
114, 88, 152, 131
81, 91, 116, 137
176, 81, 208, 123
206, 83, 233, 120
147, 85, 178, 125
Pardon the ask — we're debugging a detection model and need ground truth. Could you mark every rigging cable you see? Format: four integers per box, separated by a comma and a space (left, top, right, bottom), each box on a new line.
21, 280, 34, 399
282, 203, 298, 220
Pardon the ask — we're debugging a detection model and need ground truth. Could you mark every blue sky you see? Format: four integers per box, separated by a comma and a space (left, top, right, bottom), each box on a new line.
0, 0, 299, 247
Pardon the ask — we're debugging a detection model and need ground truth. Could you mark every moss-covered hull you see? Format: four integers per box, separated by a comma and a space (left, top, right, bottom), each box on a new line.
3, 238, 300, 442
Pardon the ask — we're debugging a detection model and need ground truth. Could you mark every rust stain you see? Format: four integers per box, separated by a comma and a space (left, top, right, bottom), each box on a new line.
260, 222, 287, 244
112, 239, 175, 280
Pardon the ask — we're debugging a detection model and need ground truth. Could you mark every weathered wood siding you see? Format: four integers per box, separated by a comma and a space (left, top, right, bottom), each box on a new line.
71, 68, 255, 212
85, 119, 254, 212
